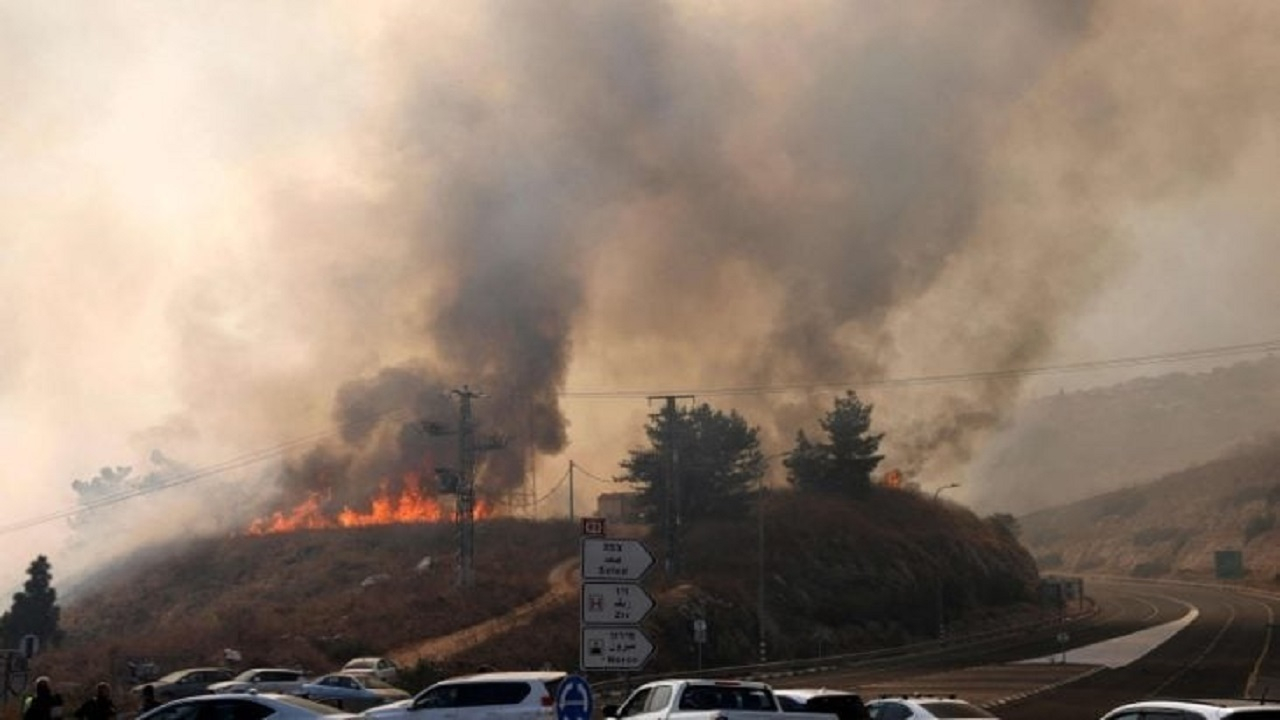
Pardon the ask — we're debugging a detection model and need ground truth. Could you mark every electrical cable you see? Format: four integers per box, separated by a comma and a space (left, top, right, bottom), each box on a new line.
7, 337, 1279, 534
560, 337, 1280, 399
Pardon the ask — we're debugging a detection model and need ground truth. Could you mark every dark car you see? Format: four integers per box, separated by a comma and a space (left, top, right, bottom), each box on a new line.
776, 689, 870, 720
132, 667, 237, 703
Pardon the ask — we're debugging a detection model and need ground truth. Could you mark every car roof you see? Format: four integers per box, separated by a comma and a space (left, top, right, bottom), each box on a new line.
776, 689, 858, 698
678, 679, 773, 690
442, 671, 566, 683
867, 697, 993, 714
142, 692, 325, 713
1107, 699, 1280, 713
157, 668, 232, 681
869, 697, 972, 704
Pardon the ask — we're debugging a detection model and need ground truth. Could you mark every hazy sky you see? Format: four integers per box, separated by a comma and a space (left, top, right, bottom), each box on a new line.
3, 1, 1279, 589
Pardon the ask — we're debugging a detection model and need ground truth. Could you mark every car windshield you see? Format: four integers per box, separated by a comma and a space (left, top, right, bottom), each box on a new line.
679, 686, 775, 711
230, 671, 259, 681
918, 701, 996, 718
158, 670, 200, 683
346, 660, 375, 670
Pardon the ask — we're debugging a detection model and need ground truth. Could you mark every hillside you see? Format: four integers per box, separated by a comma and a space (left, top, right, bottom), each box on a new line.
1020, 435, 1280, 581
46, 520, 581, 693
29, 488, 1040, 696
970, 356, 1280, 514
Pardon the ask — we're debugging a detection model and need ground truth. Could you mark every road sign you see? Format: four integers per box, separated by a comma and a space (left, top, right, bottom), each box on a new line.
555, 675, 593, 720
582, 582, 655, 625
581, 518, 606, 537
580, 627, 655, 671
581, 538, 654, 581
4, 651, 27, 697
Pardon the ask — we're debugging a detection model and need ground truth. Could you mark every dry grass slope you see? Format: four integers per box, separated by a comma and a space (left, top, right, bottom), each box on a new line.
31, 489, 1042, 699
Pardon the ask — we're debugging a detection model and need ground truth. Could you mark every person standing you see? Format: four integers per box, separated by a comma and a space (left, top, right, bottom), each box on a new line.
139, 685, 161, 714
23, 676, 64, 720
73, 682, 116, 720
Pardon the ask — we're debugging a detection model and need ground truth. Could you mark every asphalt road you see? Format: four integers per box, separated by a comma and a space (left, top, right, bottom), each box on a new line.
770, 577, 1279, 720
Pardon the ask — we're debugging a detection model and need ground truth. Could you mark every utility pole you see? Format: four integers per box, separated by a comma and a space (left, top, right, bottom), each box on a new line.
425, 386, 507, 588
649, 394, 694, 579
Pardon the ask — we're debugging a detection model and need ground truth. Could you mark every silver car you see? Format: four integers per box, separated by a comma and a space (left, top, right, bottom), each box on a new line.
208, 668, 310, 695
866, 697, 996, 720
297, 674, 411, 712
133, 667, 237, 703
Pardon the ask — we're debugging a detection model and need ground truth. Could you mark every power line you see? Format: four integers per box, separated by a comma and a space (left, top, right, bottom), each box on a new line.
7, 337, 1278, 536
569, 463, 617, 485
560, 337, 1280, 400
494, 460, 614, 510
0, 409, 411, 536
494, 465, 572, 509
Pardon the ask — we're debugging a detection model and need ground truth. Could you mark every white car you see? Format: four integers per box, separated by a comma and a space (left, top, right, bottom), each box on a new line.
865, 697, 996, 720
138, 693, 359, 720
1099, 699, 1280, 719
341, 658, 400, 683
362, 671, 566, 720
208, 668, 310, 695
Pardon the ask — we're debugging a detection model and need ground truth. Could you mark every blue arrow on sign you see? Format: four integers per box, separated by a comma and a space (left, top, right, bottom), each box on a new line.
556, 675, 593, 720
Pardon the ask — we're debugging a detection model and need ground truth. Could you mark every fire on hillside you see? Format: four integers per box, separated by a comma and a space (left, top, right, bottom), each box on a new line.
247, 473, 493, 535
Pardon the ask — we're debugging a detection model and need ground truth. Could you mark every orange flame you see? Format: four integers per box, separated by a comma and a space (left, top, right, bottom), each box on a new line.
248, 472, 493, 535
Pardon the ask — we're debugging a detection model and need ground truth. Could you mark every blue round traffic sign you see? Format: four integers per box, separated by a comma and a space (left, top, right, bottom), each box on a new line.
555, 675, 593, 720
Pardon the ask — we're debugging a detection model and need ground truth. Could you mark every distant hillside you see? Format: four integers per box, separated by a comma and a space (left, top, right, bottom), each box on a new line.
31, 488, 1040, 695
1020, 436, 1280, 581
971, 356, 1280, 514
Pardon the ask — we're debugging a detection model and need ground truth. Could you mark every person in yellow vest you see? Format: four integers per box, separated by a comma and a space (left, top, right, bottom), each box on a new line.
23, 676, 64, 720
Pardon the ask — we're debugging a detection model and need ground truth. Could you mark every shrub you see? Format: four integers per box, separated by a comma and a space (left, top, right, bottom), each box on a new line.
1036, 552, 1064, 569
1244, 513, 1275, 544
1132, 560, 1172, 578
1132, 527, 1186, 547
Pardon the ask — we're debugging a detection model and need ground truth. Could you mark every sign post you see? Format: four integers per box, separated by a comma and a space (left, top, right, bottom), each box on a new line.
580, 536, 655, 672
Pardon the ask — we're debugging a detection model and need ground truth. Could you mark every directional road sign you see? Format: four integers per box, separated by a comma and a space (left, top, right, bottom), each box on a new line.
581, 538, 654, 582
580, 627, 655, 671
555, 675, 593, 720
582, 582, 655, 625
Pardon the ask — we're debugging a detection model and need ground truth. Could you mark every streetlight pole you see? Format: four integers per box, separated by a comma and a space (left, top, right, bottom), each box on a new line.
933, 482, 961, 501
757, 451, 791, 664
931, 482, 960, 640
757, 469, 766, 663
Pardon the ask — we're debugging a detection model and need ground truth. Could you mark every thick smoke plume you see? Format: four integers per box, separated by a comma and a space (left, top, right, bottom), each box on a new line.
3, 1, 1280, 581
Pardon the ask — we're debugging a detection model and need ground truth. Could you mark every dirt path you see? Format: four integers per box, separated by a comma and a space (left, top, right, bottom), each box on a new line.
388, 556, 579, 667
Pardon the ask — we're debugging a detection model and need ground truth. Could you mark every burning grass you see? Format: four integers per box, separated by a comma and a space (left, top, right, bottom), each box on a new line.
41, 519, 579, 694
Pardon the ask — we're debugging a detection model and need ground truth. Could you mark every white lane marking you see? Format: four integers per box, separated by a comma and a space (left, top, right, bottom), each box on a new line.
1017, 607, 1199, 668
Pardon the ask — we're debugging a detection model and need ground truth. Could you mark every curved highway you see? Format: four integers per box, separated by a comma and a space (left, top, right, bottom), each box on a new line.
770, 577, 1279, 719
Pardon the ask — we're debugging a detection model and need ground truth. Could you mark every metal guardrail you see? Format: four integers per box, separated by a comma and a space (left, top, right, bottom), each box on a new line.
591, 602, 1099, 700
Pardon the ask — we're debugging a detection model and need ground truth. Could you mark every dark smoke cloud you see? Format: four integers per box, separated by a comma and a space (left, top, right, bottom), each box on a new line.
267, 0, 1274, 509
7, 1, 1280, 565
325, 0, 1102, 493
